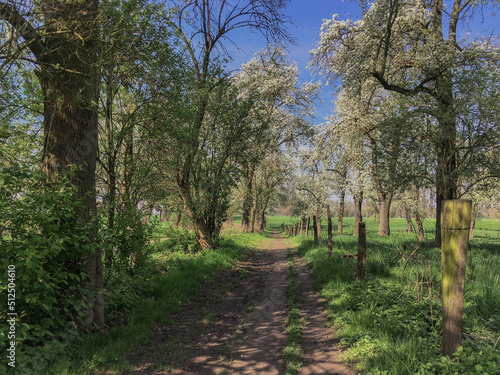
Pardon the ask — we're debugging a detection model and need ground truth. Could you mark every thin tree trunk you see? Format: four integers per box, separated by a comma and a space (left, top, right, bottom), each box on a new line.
175, 210, 182, 227
241, 167, 253, 231
312, 215, 318, 243
338, 189, 345, 235
250, 175, 258, 233
306, 216, 310, 237
469, 218, 475, 240
378, 193, 392, 236
405, 207, 414, 232
415, 211, 425, 241
258, 198, 269, 233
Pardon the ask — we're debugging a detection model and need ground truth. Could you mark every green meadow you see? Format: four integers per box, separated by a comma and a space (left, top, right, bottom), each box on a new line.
283, 216, 500, 374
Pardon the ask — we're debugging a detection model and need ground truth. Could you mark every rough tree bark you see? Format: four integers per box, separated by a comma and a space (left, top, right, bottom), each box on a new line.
0, 0, 103, 328
405, 207, 414, 233
378, 192, 392, 236
415, 211, 425, 241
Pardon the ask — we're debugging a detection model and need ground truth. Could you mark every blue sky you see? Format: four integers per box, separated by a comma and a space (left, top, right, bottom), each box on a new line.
226, 0, 498, 125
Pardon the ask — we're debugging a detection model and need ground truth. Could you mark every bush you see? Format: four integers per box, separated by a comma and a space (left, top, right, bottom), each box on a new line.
0, 165, 95, 361
100, 203, 152, 276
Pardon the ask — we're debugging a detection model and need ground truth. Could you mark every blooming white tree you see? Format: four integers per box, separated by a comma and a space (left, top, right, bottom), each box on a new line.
234, 45, 319, 231
310, 0, 500, 246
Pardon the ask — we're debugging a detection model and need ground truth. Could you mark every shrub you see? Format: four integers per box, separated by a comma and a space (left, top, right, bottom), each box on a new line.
0, 165, 95, 357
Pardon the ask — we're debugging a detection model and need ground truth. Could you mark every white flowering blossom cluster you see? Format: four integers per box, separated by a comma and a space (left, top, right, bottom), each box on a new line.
308, 0, 500, 238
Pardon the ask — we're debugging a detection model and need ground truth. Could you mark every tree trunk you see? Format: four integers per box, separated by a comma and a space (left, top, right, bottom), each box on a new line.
441, 200, 471, 357
250, 175, 258, 233
194, 220, 214, 250
241, 166, 253, 231
176, 163, 214, 250
306, 217, 310, 237
317, 216, 322, 237
312, 215, 318, 243
121, 124, 134, 208
258, 198, 269, 233
174, 210, 182, 227
338, 189, 345, 235
35, 0, 103, 329
353, 191, 363, 236
378, 192, 392, 236
433, 74, 459, 247
469, 218, 475, 240
415, 211, 425, 241
162, 207, 168, 222
405, 207, 414, 232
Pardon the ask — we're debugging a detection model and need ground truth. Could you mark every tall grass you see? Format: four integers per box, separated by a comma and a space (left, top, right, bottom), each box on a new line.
290, 217, 500, 374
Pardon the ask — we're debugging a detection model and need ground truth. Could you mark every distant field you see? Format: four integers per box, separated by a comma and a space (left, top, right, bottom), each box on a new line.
266, 215, 500, 239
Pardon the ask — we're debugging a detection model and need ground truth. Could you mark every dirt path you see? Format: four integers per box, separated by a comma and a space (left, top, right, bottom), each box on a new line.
294, 255, 353, 375
228, 231, 288, 374
121, 231, 353, 374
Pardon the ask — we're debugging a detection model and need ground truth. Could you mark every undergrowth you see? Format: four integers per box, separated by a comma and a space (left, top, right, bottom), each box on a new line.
10, 226, 265, 375
295, 224, 500, 375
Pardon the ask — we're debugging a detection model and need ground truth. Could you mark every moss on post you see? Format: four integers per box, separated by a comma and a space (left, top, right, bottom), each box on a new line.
441, 199, 472, 357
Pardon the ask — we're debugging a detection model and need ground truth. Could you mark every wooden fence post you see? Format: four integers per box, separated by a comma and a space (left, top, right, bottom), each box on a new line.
327, 205, 333, 257
356, 222, 366, 281
441, 199, 472, 357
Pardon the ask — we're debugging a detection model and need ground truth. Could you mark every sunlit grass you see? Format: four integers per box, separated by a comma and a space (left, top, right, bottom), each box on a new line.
26, 230, 267, 375
287, 216, 500, 374
284, 248, 304, 375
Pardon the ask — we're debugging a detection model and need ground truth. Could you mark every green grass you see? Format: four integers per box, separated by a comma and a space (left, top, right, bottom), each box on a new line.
283, 247, 304, 375
14, 229, 268, 375
267, 215, 304, 228
283, 216, 500, 374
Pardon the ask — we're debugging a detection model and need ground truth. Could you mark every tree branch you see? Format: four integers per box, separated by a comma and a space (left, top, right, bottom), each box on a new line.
0, 2, 46, 59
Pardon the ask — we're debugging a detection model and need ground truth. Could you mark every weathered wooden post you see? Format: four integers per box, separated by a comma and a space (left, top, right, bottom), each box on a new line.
356, 222, 366, 281
441, 199, 472, 357
327, 205, 333, 257
306, 217, 310, 237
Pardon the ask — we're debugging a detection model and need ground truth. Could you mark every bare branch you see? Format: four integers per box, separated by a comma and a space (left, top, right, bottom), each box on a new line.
0, 2, 46, 59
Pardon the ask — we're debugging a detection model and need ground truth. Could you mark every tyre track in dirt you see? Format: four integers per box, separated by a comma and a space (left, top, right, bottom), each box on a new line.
293, 253, 354, 375
227, 231, 288, 375
121, 231, 354, 374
